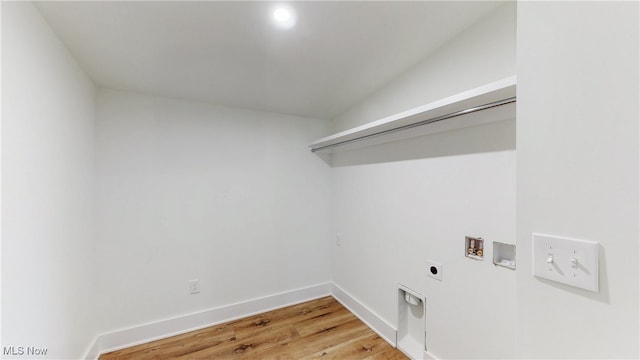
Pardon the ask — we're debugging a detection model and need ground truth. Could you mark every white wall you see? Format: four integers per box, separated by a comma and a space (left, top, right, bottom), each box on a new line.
332, 2, 516, 133
331, 140, 516, 359
516, 2, 639, 358
4, 2, 638, 359
94, 89, 332, 334
1, 2, 97, 359
329, 4, 517, 359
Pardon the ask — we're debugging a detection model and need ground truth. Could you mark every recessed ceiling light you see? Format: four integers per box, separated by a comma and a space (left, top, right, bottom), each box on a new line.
272, 5, 296, 29
274, 8, 291, 22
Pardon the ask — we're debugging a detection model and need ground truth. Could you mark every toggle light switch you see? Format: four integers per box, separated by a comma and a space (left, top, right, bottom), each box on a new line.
570, 257, 578, 269
533, 233, 599, 292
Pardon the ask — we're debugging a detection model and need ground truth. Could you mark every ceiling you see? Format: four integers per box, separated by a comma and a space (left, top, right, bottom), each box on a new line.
36, 1, 502, 120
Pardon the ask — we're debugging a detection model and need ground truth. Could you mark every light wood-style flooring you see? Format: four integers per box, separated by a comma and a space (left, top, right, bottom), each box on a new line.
99, 296, 408, 360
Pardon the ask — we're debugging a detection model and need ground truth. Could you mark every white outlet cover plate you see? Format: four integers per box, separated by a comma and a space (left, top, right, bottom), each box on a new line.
188, 279, 200, 294
533, 233, 599, 292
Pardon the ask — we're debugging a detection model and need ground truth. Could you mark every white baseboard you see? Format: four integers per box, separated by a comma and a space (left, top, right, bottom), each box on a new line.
330, 283, 397, 347
88, 282, 331, 358
424, 350, 440, 360
85, 282, 399, 359
82, 335, 100, 360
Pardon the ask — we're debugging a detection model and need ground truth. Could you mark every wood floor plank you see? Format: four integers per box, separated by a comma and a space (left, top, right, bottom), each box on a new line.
99, 297, 408, 360
294, 306, 354, 338
234, 318, 368, 359
231, 296, 342, 341
101, 324, 235, 360
364, 347, 412, 360
300, 333, 390, 360
176, 325, 293, 360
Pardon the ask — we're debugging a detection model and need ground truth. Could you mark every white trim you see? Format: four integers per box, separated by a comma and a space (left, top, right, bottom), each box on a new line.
330, 283, 397, 347
82, 335, 100, 360
424, 350, 441, 360
87, 282, 400, 358
96, 282, 331, 355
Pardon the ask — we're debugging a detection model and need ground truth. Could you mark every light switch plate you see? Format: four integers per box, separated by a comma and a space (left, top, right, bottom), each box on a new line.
533, 233, 599, 292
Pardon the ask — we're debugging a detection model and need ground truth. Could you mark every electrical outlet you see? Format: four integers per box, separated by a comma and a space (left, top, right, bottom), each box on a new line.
188, 279, 200, 294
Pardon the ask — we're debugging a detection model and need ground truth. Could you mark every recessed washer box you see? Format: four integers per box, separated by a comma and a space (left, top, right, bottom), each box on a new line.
533, 233, 599, 293
465, 236, 484, 260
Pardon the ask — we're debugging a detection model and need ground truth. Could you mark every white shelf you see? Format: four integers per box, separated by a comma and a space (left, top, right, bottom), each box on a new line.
309, 76, 517, 153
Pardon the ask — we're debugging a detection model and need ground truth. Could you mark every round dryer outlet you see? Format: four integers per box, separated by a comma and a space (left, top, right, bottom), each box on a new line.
426, 260, 443, 281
